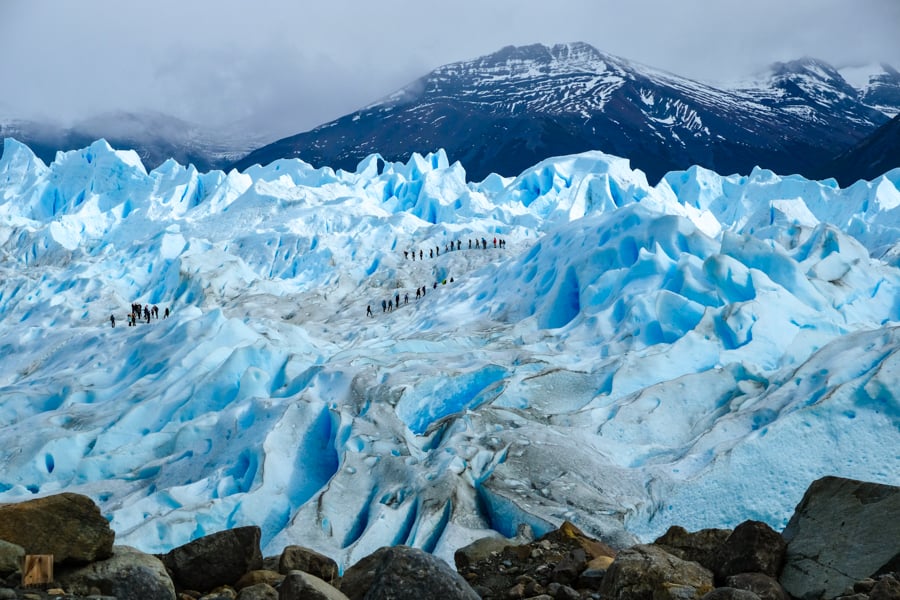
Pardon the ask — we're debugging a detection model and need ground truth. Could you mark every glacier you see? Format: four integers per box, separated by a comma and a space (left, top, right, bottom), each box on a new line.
0, 137, 898, 569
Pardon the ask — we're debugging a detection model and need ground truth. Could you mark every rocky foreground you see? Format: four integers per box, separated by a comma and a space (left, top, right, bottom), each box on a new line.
0, 476, 896, 600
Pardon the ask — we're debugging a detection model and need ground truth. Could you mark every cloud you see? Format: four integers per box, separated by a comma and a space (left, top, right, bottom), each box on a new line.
1, 0, 898, 140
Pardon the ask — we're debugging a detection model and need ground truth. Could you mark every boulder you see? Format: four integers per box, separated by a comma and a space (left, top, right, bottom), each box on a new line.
278, 546, 338, 583
279, 570, 348, 600
869, 575, 900, 600
453, 535, 515, 571
599, 544, 715, 600
0, 540, 24, 576
0, 493, 114, 564
700, 589, 761, 600
780, 477, 900, 600
237, 583, 278, 600
235, 570, 284, 591
56, 545, 175, 600
163, 526, 263, 592
340, 546, 479, 600
715, 521, 786, 581
655, 526, 732, 572
725, 573, 789, 600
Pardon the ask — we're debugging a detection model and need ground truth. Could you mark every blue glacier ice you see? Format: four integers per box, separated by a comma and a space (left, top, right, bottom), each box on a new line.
0, 136, 898, 568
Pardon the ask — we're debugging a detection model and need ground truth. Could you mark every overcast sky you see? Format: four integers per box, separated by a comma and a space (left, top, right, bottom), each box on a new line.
2, 0, 898, 142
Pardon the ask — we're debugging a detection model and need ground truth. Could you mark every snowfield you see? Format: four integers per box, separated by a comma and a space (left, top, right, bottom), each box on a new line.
0, 137, 898, 568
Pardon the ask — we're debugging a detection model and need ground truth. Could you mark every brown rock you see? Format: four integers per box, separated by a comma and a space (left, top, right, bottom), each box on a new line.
278, 546, 338, 584
870, 575, 900, 600
600, 544, 714, 600
655, 525, 732, 572
0, 493, 114, 564
725, 573, 788, 600
715, 521, 786, 581
235, 570, 284, 591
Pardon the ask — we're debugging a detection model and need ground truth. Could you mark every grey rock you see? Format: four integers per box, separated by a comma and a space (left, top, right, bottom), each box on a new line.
237, 583, 278, 600
341, 546, 479, 600
56, 545, 175, 600
0, 493, 115, 564
600, 544, 715, 600
279, 570, 348, 600
700, 589, 762, 600
0, 540, 23, 576
163, 526, 263, 592
780, 477, 900, 600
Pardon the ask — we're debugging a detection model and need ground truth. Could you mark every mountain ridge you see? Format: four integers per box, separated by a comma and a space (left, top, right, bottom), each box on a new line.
233, 42, 899, 182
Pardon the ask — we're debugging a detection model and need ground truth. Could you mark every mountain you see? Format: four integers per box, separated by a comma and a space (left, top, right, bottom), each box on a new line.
1, 138, 898, 568
233, 43, 896, 182
812, 113, 900, 185
0, 111, 261, 172
841, 62, 900, 117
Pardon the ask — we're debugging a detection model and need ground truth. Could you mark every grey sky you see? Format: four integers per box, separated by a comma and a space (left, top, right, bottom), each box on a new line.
2, 0, 898, 142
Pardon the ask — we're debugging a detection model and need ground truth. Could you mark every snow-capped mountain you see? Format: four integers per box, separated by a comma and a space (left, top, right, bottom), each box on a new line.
0, 111, 261, 172
1, 138, 898, 569
233, 43, 898, 182
841, 62, 900, 118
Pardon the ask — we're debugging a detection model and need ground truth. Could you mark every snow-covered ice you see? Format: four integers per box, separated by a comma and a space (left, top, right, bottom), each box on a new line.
0, 137, 898, 568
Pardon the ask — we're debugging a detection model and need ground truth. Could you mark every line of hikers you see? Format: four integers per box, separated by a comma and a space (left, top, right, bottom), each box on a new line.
402, 237, 507, 260
366, 278, 455, 317
110, 303, 169, 327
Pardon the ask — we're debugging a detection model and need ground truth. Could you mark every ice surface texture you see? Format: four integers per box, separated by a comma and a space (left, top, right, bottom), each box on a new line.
0, 137, 898, 568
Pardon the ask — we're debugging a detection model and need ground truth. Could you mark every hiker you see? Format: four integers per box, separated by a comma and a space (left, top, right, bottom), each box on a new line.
152, 305, 159, 319
395, 293, 400, 308
433, 282, 437, 289
388, 299, 393, 312
482, 237, 487, 249
469, 239, 472, 249
110, 314, 115, 328
164, 307, 170, 318
494, 237, 497, 248
404, 293, 408, 305
382, 299, 387, 313
436, 246, 440, 256
419, 249, 423, 260
144, 307, 151, 323
412, 251, 416, 261
422, 286, 426, 296
416, 288, 421, 299
404, 250, 408, 259
430, 249, 433, 259
366, 305, 373, 317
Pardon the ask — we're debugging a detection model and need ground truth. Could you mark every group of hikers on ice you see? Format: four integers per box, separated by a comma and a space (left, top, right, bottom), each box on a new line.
110, 302, 169, 327
366, 235, 507, 317
401, 237, 506, 261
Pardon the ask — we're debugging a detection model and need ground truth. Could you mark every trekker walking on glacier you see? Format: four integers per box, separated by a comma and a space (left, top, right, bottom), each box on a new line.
110, 314, 115, 328
366, 305, 373, 317
382, 299, 387, 313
